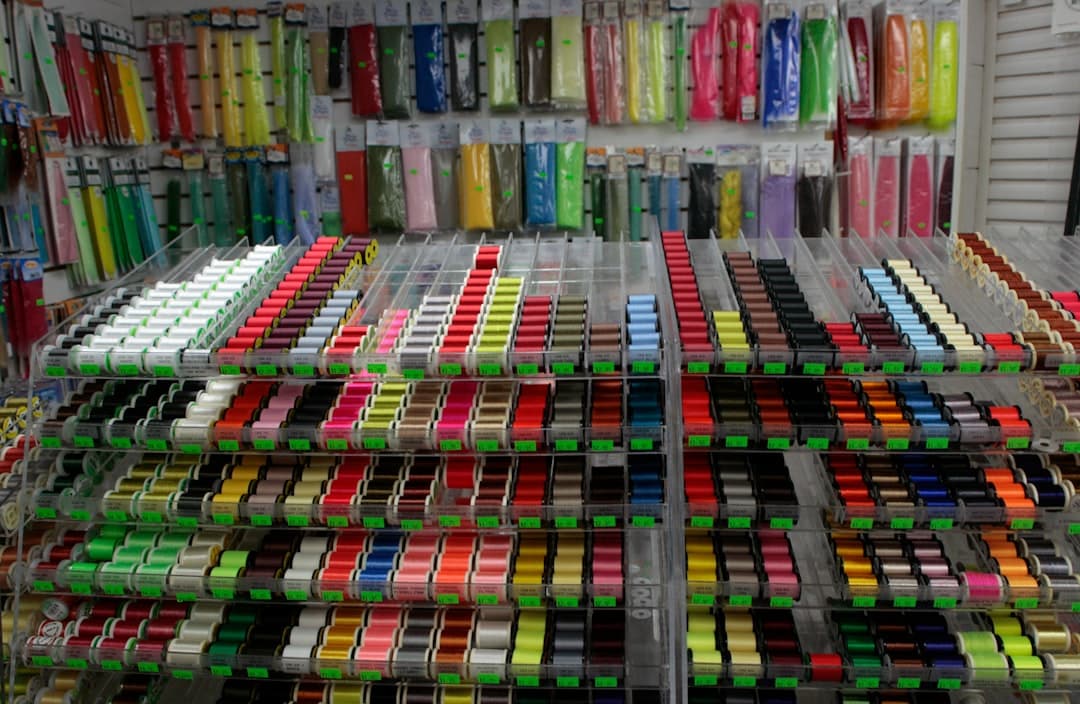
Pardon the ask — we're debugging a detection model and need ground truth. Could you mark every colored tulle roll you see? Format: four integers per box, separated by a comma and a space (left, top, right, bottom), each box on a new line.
800, 12, 836, 126
874, 153, 900, 237
188, 170, 209, 247
271, 165, 293, 244
625, 16, 642, 123
798, 174, 831, 237
209, 172, 232, 246
491, 143, 522, 229
761, 170, 796, 238
377, 25, 410, 118
645, 17, 668, 123
929, 19, 959, 129
413, 23, 447, 113
880, 13, 910, 122
448, 23, 479, 110
848, 150, 872, 237
402, 146, 437, 231
336, 149, 368, 235
432, 148, 458, 229
551, 14, 586, 104
521, 17, 552, 107
524, 142, 557, 227
555, 141, 585, 229
719, 169, 741, 239
247, 158, 271, 244
845, 16, 873, 120
762, 11, 800, 128
367, 144, 406, 232
937, 154, 954, 234
691, 8, 721, 121
906, 153, 934, 237
688, 162, 715, 239
349, 23, 382, 116
486, 19, 519, 110
664, 173, 680, 231
672, 13, 687, 130
291, 161, 320, 244
908, 18, 930, 121
226, 159, 249, 241
460, 142, 495, 230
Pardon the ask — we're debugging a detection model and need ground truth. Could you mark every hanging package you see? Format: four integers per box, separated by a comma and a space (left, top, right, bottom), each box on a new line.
796, 141, 833, 236
448, 0, 480, 110
401, 122, 438, 231
551, 0, 587, 107
846, 135, 873, 237
799, 2, 837, 127
459, 120, 495, 230
761, 2, 800, 129
687, 149, 716, 239
238, 9, 271, 146
644, 1, 669, 123
873, 136, 901, 237
485, 0, 519, 110
524, 119, 557, 227
490, 118, 523, 229
690, 7, 721, 121
555, 118, 586, 230
840, 1, 874, 121
760, 142, 797, 237
623, 0, 643, 123
878, 3, 910, 123
584, 1, 604, 123
376, 0, 411, 118
336, 124, 369, 234
308, 4, 330, 95
717, 145, 760, 238
723, 0, 761, 122
213, 9, 242, 147
366, 120, 407, 231
329, 2, 348, 89
520, 0, 552, 107
935, 137, 954, 235
413, 0, 448, 113
269, 3, 288, 130
291, 148, 321, 244
671, 1, 688, 130
928, 3, 959, 129
431, 123, 459, 229
349, 0, 383, 116
192, 11, 218, 139
904, 136, 934, 237
907, 5, 930, 121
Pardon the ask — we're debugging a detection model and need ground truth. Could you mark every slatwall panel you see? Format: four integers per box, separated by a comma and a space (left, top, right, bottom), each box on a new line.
983, 0, 1080, 233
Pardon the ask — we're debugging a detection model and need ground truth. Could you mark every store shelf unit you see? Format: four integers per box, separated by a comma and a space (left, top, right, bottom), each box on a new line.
6, 233, 681, 704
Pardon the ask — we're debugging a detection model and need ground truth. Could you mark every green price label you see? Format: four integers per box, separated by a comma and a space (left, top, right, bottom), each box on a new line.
1019, 681, 1044, 691
732, 676, 756, 687
476, 516, 500, 528
74, 436, 94, 448
1059, 364, 1080, 376
729, 595, 752, 607
806, 437, 829, 450
138, 662, 160, 673
440, 363, 463, 376
361, 591, 383, 602
958, 361, 981, 374
101, 660, 123, 671
514, 440, 537, 452
850, 517, 874, 530
152, 365, 175, 377
552, 362, 574, 375
893, 596, 917, 608
724, 361, 748, 374
554, 516, 577, 529
403, 369, 425, 379
288, 439, 311, 451
593, 361, 616, 374
218, 440, 240, 452
687, 361, 710, 374
516, 364, 539, 375
479, 364, 502, 376
1011, 518, 1035, 530
595, 677, 618, 688
630, 437, 654, 451
367, 363, 388, 374
141, 511, 162, 523
516, 676, 540, 687
360, 671, 382, 681
36, 507, 56, 519
882, 361, 905, 374
937, 679, 961, 690
802, 362, 826, 375
843, 362, 865, 375
286, 515, 310, 527
933, 596, 957, 608
897, 678, 921, 689
211, 588, 234, 599
770, 596, 793, 608
213, 514, 235, 526
250, 589, 272, 601
591, 439, 615, 451
477, 673, 501, 685
891, 517, 914, 530
477, 594, 499, 605
327, 516, 348, 528
690, 516, 714, 528
518, 596, 542, 607
220, 364, 242, 375
727, 516, 751, 529
253, 439, 275, 451
440, 439, 463, 451
65, 658, 87, 669
519, 517, 542, 529
111, 438, 133, 449
921, 361, 944, 375
556, 439, 579, 451
71, 510, 91, 521
1063, 442, 1080, 453
326, 439, 348, 451
363, 517, 386, 528
255, 364, 277, 377
687, 435, 711, 447
438, 674, 462, 685
694, 675, 719, 686
1015, 598, 1039, 609
33, 581, 54, 592
770, 517, 794, 529
632, 360, 656, 373
320, 668, 343, 679
247, 667, 269, 679
929, 517, 954, 530
400, 519, 423, 530
631, 515, 656, 527
998, 361, 1021, 374
363, 437, 387, 450
45, 366, 65, 377
764, 362, 786, 375
439, 515, 462, 528
767, 437, 790, 450
437, 593, 460, 605
555, 596, 580, 607
925, 437, 949, 450
328, 363, 351, 375
775, 677, 798, 689
594, 596, 617, 607
557, 677, 581, 688
174, 670, 194, 680
691, 593, 715, 605
293, 364, 315, 376
886, 438, 910, 450
846, 438, 870, 450
856, 677, 880, 688
852, 596, 876, 608
117, 364, 139, 376
477, 440, 499, 452
593, 515, 616, 528
79, 363, 100, 375
1007, 436, 1031, 449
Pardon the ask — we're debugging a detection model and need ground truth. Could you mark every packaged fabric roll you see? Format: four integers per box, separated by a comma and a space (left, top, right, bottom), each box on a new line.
460, 120, 495, 230
907, 6, 930, 121
928, 3, 959, 129
186, 160, 209, 247
840, 1, 874, 121
291, 151, 321, 244
878, 4, 910, 123
690, 7, 721, 121
349, 0, 382, 116
213, 11, 242, 148
225, 150, 250, 242
761, 2, 800, 129
717, 145, 760, 239
846, 135, 872, 237
239, 14, 271, 146
376, 0, 411, 118
628, 155, 643, 240
671, 5, 688, 130
584, 2, 604, 123
413, 0, 448, 113
269, 6, 288, 130
401, 123, 437, 231
797, 141, 832, 237
646, 151, 662, 222
663, 153, 682, 232
555, 118, 586, 229
146, 19, 176, 142
520, 1, 552, 107
606, 153, 630, 241
448, 0, 480, 110
602, 1, 625, 124
590, 167, 606, 237
936, 137, 954, 235
687, 149, 715, 239
207, 155, 233, 246
308, 4, 330, 95
760, 142, 797, 237
285, 15, 314, 143
485, 0, 519, 110
246, 151, 271, 244
725, 1, 760, 122
624, 0, 643, 123
524, 119, 557, 227
193, 11, 218, 139
799, 2, 837, 127
551, 0, 587, 107
328, 2, 348, 89
904, 136, 934, 237
335, 124, 368, 234
873, 136, 901, 237
431, 123, 459, 229
366, 121, 407, 232
321, 185, 343, 236
644, 2, 669, 123
311, 96, 336, 181
490, 119, 522, 230
271, 159, 293, 244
